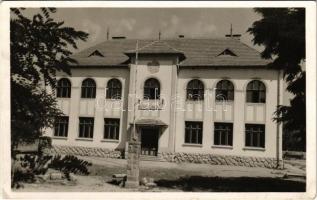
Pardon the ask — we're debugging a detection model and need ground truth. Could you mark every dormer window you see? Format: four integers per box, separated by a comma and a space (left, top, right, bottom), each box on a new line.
217, 49, 237, 57
88, 50, 104, 57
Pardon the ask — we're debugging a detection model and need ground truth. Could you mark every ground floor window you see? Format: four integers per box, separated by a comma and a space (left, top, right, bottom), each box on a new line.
214, 123, 233, 146
185, 121, 203, 144
104, 118, 120, 140
245, 124, 265, 148
54, 116, 69, 137
79, 117, 94, 138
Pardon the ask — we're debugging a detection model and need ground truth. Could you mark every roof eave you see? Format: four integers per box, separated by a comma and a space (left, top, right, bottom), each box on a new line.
124, 52, 186, 62
69, 64, 129, 68
179, 64, 276, 69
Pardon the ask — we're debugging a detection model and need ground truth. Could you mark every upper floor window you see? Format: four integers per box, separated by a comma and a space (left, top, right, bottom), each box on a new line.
81, 78, 96, 98
56, 78, 71, 98
246, 80, 266, 103
106, 78, 122, 99
186, 79, 204, 101
144, 78, 160, 100
215, 80, 234, 101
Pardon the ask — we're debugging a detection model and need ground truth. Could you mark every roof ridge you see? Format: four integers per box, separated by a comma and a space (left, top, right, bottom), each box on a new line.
137, 40, 157, 51
159, 40, 184, 53
125, 39, 184, 54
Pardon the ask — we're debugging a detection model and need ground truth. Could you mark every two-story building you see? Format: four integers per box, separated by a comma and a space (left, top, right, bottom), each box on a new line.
46, 37, 283, 168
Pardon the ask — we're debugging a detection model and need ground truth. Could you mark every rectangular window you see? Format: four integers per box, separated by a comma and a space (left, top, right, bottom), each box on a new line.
54, 116, 69, 137
245, 124, 265, 148
185, 121, 203, 144
104, 118, 120, 140
79, 117, 94, 138
214, 123, 233, 146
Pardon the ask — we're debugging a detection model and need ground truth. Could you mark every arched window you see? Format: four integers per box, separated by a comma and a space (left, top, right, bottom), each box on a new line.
144, 78, 160, 99
215, 80, 234, 101
106, 78, 122, 99
246, 80, 266, 103
186, 79, 204, 101
56, 78, 71, 98
81, 78, 96, 98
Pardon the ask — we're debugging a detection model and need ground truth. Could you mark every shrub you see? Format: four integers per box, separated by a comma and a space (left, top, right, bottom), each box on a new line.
11, 154, 92, 188
48, 155, 92, 179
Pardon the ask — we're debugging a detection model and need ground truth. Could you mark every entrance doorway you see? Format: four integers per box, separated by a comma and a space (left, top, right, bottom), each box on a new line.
141, 128, 159, 156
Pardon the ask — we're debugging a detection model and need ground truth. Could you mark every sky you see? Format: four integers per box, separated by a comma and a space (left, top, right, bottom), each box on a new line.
23, 8, 264, 53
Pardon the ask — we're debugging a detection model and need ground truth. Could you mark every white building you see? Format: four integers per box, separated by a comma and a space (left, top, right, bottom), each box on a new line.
46, 37, 283, 168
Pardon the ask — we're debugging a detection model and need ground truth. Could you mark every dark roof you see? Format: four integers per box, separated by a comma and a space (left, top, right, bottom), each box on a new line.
71, 38, 270, 67
125, 40, 184, 55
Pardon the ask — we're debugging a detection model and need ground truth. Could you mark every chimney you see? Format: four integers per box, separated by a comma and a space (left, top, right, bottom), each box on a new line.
106, 27, 110, 40
178, 35, 184, 38
112, 36, 126, 40
225, 24, 241, 40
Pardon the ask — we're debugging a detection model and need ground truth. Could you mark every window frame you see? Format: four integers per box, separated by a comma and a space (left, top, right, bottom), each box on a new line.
246, 80, 266, 103
215, 80, 234, 101
186, 79, 204, 101
185, 121, 203, 145
214, 122, 233, 146
106, 78, 122, 100
81, 78, 96, 99
144, 78, 160, 100
54, 116, 69, 137
245, 124, 265, 148
78, 117, 94, 139
56, 78, 71, 98
104, 118, 120, 140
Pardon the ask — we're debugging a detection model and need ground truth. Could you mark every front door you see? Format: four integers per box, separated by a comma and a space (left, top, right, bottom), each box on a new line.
141, 128, 159, 156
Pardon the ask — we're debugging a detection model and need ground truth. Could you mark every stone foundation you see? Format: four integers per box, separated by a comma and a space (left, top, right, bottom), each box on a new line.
43, 145, 282, 169
159, 152, 283, 169
44, 145, 122, 159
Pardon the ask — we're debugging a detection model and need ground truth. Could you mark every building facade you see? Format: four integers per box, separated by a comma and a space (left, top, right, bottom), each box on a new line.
45, 38, 283, 167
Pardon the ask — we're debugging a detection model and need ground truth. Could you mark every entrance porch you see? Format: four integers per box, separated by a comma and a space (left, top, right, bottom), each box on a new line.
128, 119, 167, 157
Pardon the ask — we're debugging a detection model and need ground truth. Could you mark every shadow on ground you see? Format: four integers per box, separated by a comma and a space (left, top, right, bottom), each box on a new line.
155, 176, 305, 192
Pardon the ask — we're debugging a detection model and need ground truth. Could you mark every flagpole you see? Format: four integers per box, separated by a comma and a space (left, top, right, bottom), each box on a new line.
133, 40, 138, 140
126, 40, 140, 188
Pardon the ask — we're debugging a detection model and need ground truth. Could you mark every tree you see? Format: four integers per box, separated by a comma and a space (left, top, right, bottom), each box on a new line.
248, 8, 306, 151
11, 8, 89, 150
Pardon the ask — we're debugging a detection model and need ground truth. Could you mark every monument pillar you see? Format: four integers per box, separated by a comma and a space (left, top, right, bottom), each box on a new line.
125, 127, 141, 188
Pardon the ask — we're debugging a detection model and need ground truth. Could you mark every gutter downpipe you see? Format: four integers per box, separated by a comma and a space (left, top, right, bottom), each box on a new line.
173, 59, 180, 153
133, 40, 139, 141
276, 69, 281, 169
